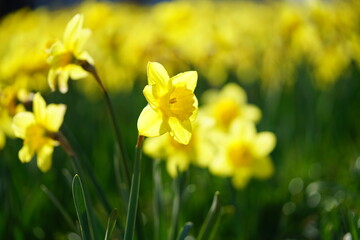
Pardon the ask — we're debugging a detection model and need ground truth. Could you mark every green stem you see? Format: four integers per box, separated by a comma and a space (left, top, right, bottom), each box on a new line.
124, 135, 144, 240
169, 171, 184, 240
80, 60, 131, 189
153, 160, 166, 240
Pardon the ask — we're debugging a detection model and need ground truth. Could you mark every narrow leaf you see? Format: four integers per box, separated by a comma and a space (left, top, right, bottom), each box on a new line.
104, 209, 118, 240
41, 184, 76, 231
176, 222, 193, 240
197, 191, 221, 240
72, 174, 93, 240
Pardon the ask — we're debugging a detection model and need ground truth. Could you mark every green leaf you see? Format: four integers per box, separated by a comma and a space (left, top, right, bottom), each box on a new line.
176, 222, 193, 240
197, 191, 221, 240
104, 209, 118, 240
124, 141, 143, 240
41, 184, 76, 231
72, 174, 93, 240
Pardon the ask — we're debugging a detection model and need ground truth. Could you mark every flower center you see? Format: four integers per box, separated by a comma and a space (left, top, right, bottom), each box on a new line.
25, 124, 49, 151
227, 141, 253, 167
53, 51, 75, 67
159, 86, 195, 121
213, 99, 240, 128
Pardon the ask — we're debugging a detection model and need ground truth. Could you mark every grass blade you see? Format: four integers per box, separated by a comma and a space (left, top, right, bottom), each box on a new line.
41, 184, 76, 232
197, 191, 221, 240
104, 209, 118, 240
124, 136, 144, 240
72, 174, 93, 240
176, 222, 193, 240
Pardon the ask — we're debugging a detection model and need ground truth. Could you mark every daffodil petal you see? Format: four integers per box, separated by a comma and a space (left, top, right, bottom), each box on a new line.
33, 93, 47, 123
230, 119, 256, 141
147, 62, 169, 87
74, 29, 91, 53
37, 144, 54, 172
19, 144, 34, 163
253, 132, 276, 158
166, 153, 189, 178
172, 71, 198, 91
243, 104, 262, 122
12, 112, 35, 138
143, 85, 158, 108
168, 117, 192, 145
0, 131, 5, 149
58, 69, 69, 94
69, 65, 88, 80
252, 157, 274, 179
222, 83, 247, 104
48, 68, 57, 92
137, 105, 167, 137
232, 168, 252, 189
45, 104, 67, 132
64, 14, 83, 49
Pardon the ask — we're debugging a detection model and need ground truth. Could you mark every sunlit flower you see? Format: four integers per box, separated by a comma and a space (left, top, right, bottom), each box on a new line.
209, 119, 276, 189
137, 62, 198, 145
47, 14, 94, 93
12, 93, 66, 172
201, 83, 261, 131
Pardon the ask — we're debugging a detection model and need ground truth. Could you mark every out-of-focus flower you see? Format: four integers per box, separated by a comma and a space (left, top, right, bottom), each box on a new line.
209, 120, 276, 189
47, 14, 94, 93
143, 133, 194, 177
201, 83, 261, 131
138, 62, 198, 145
12, 93, 66, 172
0, 85, 32, 149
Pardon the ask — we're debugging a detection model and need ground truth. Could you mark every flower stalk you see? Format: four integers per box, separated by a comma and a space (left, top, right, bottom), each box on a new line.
124, 135, 144, 240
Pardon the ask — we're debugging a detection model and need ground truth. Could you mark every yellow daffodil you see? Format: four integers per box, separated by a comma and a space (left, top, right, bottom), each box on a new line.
143, 133, 195, 177
47, 14, 94, 93
12, 93, 66, 172
201, 83, 261, 131
137, 62, 198, 145
209, 119, 276, 189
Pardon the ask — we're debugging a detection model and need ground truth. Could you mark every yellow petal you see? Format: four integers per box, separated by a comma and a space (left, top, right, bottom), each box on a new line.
166, 153, 190, 178
74, 29, 91, 54
252, 157, 274, 179
143, 134, 168, 159
229, 119, 256, 141
63, 14, 83, 49
143, 85, 158, 108
222, 83, 247, 104
58, 69, 70, 94
78, 51, 94, 65
33, 93, 46, 123
209, 154, 233, 176
0, 131, 5, 149
232, 168, 252, 189
253, 132, 276, 158
243, 104, 262, 123
47, 68, 56, 92
45, 104, 67, 132
37, 144, 54, 172
12, 112, 35, 138
19, 144, 34, 163
171, 71, 198, 91
147, 62, 169, 87
69, 65, 88, 80
168, 117, 191, 145
137, 105, 167, 137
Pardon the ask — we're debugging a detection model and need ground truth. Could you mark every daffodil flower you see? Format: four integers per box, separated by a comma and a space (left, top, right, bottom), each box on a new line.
210, 119, 276, 189
137, 62, 198, 145
47, 14, 94, 93
12, 93, 66, 172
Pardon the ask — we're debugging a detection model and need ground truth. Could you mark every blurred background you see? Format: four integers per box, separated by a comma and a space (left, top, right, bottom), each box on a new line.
1, 0, 360, 239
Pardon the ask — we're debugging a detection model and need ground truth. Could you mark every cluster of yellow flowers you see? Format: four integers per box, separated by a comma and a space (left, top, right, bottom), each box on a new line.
143, 81, 276, 188
0, 0, 359, 94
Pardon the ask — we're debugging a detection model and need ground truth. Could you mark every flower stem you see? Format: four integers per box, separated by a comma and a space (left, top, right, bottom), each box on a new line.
52, 131, 114, 221
79, 60, 131, 189
124, 135, 144, 240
